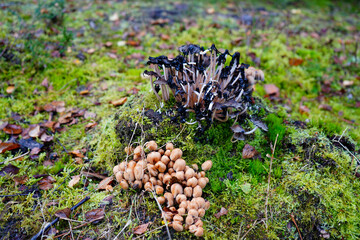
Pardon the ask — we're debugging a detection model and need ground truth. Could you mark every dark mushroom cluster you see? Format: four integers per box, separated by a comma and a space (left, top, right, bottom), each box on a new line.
144, 44, 267, 140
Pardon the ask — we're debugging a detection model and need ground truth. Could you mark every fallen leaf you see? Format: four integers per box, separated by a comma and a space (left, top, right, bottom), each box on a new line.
240, 183, 251, 194
41, 78, 49, 88
13, 175, 28, 186
38, 175, 56, 190
342, 80, 354, 87
87, 48, 96, 54
85, 121, 98, 130
29, 125, 41, 138
263, 84, 279, 97
109, 13, 119, 21
69, 150, 85, 158
0, 142, 20, 153
127, 88, 139, 94
242, 144, 258, 159
299, 105, 310, 115
68, 175, 80, 188
126, 40, 140, 47
40, 133, 54, 142
104, 42, 112, 48
214, 207, 228, 218
134, 223, 150, 235
6, 85, 15, 94
111, 97, 127, 106
55, 208, 71, 219
97, 176, 113, 190
80, 90, 90, 95
99, 195, 114, 207
289, 58, 304, 66
85, 208, 105, 222
0, 164, 20, 176
52, 101, 65, 107
30, 147, 41, 155
319, 104, 332, 111
84, 111, 96, 119
3, 124, 22, 134
107, 52, 118, 59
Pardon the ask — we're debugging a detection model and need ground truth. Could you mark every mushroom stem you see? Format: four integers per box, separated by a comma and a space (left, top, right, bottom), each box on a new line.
244, 126, 258, 135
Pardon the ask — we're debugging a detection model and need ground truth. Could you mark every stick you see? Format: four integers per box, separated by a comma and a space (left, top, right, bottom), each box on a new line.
264, 134, 278, 229
290, 213, 303, 240
0, 150, 30, 165
31, 196, 90, 240
151, 191, 172, 240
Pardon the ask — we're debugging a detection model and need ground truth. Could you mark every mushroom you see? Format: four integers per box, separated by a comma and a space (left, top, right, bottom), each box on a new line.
166, 142, 174, 150
191, 164, 198, 171
198, 178, 207, 188
175, 171, 185, 181
195, 227, 204, 237
133, 180, 142, 189
172, 221, 183, 232
188, 209, 199, 217
170, 148, 182, 161
164, 150, 171, 157
173, 214, 183, 223
119, 162, 127, 172
164, 192, 174, 207
147, 164, 158, 177
149, 177, 157, 186
173, 159, 186, 172
128, 160, 137, 169
161, 155, 170, 165
184, 187, 192, 197
119, 179, 129, 190
134, 165, 144, 180
178, 207, 186, 216
158, 148, 165, 155
193, 185, 202, 198
158, 173, 164, 182
124, 168, 135, 182
185, 168, 195, 180
189, 224, 198, 233
155, 185, 164, 195
163, 173, 172, 184
147, 152, 161, 164
155, 161, 167, 173
176, 194, 187, 204
198, 208, 205, 217
195, 219, 203, 227
187, 177, 198, 187
142, 174, 149, 184
144, 182, 153, 191
124, 146, 133, 155
113, 165, 121, 175
186, 215, 194, 225
204, 200, 210, 210
146, 140, 157, 151
115, 171, 124, 182
201, 160, 212, 171
179, 201, 188, 209
157, 196, 165, 205
134, 146, 144, 157
171, 183, 183, 197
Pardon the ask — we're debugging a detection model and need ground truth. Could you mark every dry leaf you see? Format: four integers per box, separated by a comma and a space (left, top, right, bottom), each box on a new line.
133, 223, 150, 235
38, 175, 56, 190
40, 133, 54, 142
289, 58, 304, 66
319, 104, 332, 111
6, 85, 15, 94
80, 90, 90, 95
41, 78, 49, 88
299, 105, 310, 114
214, 207, 228, 218
87, 48, 96, 54
242, 144, 258, 159
84, 111, 96, 119
85, 121, 98, 130
30, 147, 41, 155
29, 125, 41, 138
111, 97, 127, 106
0, 164, 20, 176
97, 176, 113, 190
0, 142, 20, 153
69, 150, 85, 158
55, 208, 71, 219
13, 175, 28, 186
85, 208, 105, 222
3, 124, 22, 134
68, 175, 80, 188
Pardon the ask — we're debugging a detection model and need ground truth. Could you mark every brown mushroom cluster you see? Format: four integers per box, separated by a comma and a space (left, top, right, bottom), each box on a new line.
113, 141, 213, 237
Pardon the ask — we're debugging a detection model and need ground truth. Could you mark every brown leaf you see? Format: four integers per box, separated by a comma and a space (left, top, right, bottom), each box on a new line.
6, 85, 15, 94
0, 164, 20, 176
127, 88, 139, 94
133, 223, 150, 235
13, 175, 28, 186
264, 84, 279, 97
84, 111, 97, 119
68, 175, 80, 188
87, 48, 96, 54
104, 41, 112, 48
40, 133, 54, 142
3, 124, 22, 135
38, 175, 56, 190
85, 121, 98, 130
0, 142, 20, 153
111, 97, 127, 106
97, 176, 113, 190
55, 208, 71, 219
289, 58, 304, 66
41, 78, 49, 88
85, 208, 105, 222
51, 101, 65, 107
214, 207, 228, 218
29, 125, 41, 138
242, 144, 258, 159
319, 104, 332, 111
80, 90, 90, 95
126, 40, 140, 47
69, 150, 85, 158
43, 121, 56, 131
299, 105, 310, 115
30, 147, 41, 155
43, 104, 55, 112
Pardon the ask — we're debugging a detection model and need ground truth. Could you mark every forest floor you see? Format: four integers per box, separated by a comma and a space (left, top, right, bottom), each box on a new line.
0, 0, 359, 239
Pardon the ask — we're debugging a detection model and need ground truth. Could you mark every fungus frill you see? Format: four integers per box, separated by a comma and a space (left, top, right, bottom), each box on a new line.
144, 44, 267, 138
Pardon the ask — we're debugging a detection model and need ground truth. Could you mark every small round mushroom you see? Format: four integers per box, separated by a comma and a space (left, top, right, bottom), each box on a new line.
133, 180, 142, 189
201, 160, 212, 171
200, 171, 206, 177
160, 155, 170, 165
186, 215, 194, 225
184, 187, 192, 198
172, 221, 183, 232
195, 219, 203, 227
155, 185, 164, 195
198, 178, 207, 188
115, 171, 124, 182
124, 146, 133, 155
179, 201, 188, 209
144, 182, 153, 191
157, 173, 164, 182
134, 146, 144, 156
198, 208, 205, 217
155, 161, 167, 173
177, 207, 186, 216
134, 165, 144, 180
175, 171, 185, 181
168, 161, 174, 168
193, 197, 205, 209
189, 224, 198, 233
149, 177, 157, 186
193, 185, 202, 198
168, 167, 175, 174
173, 159, 186, 172
124, 168, 135, 182
170, 148, 183, 161
164, 149, 171, 157
163, 173, 171, 184
166, 142, 174, 150
187, 177, 198, 187
113, 165, 121, 175
142, 174, 149, 184
164, 192, 174, 207
156, 180, 162, 186
147, 164, 158, 177
171, 183, 183, 198
176, 194, 187, 204
188, 209, 199, 217
119, 179, 129, 190
185, 168, 195, 180
146, 141, 157, 151
128, 160, 136, 169
158, 148, 165, 155
204, 200, 210, 210
119, 162, 127, 172
195, 227, 204, 237
157, 196, 165, 205
173, 214, 183, 223
188, 202, 198, 210
191, 164, 199, 171
147, 152, 161, 164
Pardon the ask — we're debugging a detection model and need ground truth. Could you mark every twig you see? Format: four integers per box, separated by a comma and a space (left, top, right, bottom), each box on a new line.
0, 150, 30, 165
331, 129, 360, 165
132, 225, 166, 240
53, 217, 105, 238
239, 219, 265, 240
290, 213, 303, 240
151, 191, 172, 240
113, 219, 132, 240
31, 196, 90, 240
264, 134, 279, 229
